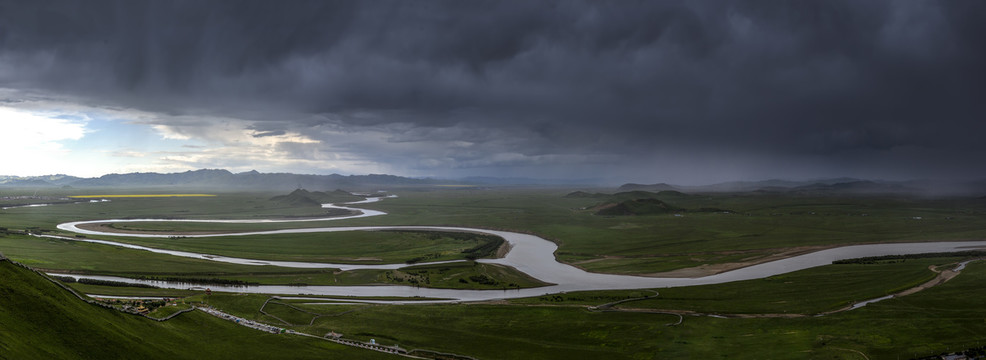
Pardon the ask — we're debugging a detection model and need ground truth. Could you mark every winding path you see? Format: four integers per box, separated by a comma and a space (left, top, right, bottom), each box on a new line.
48, 195, 986, 303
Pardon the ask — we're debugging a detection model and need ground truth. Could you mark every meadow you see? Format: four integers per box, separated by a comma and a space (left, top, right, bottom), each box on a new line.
8, 187, 986, 276
352, 190, 986, 274
512, 257, 956, 314
97, 230, 505, 264
3, 186, 986, 358
201, 259, 986, 360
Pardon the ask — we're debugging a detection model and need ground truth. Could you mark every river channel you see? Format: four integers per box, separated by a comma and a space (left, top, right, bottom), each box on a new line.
50, 196, 986, 303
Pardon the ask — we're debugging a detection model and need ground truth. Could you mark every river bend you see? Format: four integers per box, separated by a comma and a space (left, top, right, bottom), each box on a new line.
51, 196, 986, 302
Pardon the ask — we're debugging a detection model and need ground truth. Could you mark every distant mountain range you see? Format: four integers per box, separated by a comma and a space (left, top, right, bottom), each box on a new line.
456, 176, 601, 186
619, 178, 986, 196
0, 171, 602, 189
0, 169, 440, 190
3, 170, 985, 196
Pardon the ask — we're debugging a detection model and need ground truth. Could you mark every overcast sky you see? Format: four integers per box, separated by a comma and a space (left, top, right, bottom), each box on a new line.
0, 1, 984, 184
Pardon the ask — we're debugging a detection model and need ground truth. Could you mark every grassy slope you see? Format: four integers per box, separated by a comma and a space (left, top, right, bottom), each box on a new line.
0, 260, 393, 360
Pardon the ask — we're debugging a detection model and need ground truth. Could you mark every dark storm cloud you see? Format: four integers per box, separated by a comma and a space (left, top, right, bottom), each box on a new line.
0, 0, 984, 182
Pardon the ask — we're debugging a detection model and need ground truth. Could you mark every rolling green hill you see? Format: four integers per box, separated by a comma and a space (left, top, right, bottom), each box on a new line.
0, 258, 391, 360
583, 190, 730, 216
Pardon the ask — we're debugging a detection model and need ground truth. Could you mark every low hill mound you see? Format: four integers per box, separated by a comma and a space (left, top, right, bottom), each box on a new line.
564, 191, 608, 198
595, 198, 682, 216
269, 189, 323, 207
269, 189, 365, 207
580, 190, 726, 216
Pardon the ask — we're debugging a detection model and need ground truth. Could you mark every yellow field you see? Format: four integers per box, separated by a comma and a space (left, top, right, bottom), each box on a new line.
68, 194, 217, 198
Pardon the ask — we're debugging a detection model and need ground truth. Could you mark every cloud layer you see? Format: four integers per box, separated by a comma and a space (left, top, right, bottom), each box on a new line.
1, 1, 984, 183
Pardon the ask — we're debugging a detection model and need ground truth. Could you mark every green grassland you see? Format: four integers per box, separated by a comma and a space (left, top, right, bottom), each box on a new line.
11, 250, 981, 360
0, 259, 394, 360
97, 230, 504, 264
0, 190, 356, 230
201, 259, 986, 360
209, 293, 685, 360
4, 186, 986, 358
8, 187, 986, 276
389, 261, 549, 289
513, 257, 955, 315
0, 234, 312, 274
621, 258, 950, 314
329, 189, 986, 274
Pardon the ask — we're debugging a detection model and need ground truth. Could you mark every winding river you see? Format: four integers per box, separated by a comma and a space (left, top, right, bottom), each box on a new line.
49, 195, 986, 303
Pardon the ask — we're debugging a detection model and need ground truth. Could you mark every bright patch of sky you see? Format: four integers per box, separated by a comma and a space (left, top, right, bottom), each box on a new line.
0, 99, 365, 178
0, 106, 90, 176
0, 105, 196, 177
